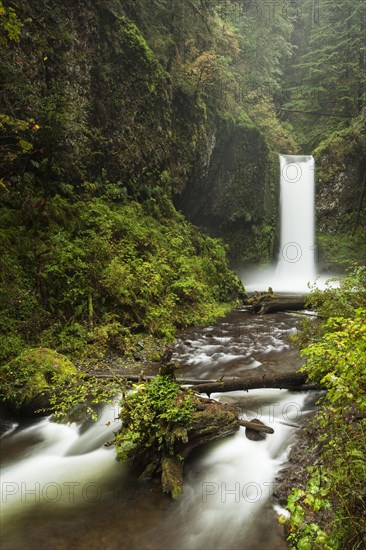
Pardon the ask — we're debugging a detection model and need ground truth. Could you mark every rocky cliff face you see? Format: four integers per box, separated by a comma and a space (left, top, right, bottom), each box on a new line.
1, 0, 277, 264
175, 114, 276, 263
1, 0, 171, 191
314, 115, 366, 269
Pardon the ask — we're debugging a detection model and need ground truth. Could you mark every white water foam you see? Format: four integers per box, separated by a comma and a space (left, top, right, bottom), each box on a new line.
1, 400, 124, 522
159, 389, 312, 550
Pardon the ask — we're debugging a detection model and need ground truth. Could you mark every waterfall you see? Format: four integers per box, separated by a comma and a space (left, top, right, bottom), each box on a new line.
276, 155, 316, 285
241, 153, 329, 293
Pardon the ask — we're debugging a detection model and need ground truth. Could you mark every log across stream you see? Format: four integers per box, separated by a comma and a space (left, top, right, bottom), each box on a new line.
0, 308, 319, 550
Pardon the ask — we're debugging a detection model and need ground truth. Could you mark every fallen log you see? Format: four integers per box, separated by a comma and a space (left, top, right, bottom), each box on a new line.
252, 295, 307, 314
111, 368, 320, 498
179, 400, 240, 459
89, 373, 217, 385
135, 398, 241, 498
190, 370, 311, 396
159, 401, 241, 499
89, 371, 319, 394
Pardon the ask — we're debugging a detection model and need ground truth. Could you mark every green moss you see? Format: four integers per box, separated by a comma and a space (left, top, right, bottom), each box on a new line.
0, 347, 76, 408
314, 111, 366, 184
118, 18, 157, 68
114, 375, 197, 464
114, 374, 240, 497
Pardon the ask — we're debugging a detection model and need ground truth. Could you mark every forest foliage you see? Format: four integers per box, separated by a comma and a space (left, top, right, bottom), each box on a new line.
1, 0, 258, 367
0, 194, 243, 365
0, 0, 311, 368
0, 3, 364, 366
281, 266, 366, 549
282, 0, 366, 149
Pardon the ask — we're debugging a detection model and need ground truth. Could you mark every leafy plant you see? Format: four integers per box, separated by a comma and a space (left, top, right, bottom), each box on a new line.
114, 375, 197, 463
0, 195, 243, 364
48, 372, 125, 423
280, 467, 332, 550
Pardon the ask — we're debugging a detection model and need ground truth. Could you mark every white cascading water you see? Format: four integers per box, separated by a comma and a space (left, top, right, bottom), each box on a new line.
155, 388, 310, 550
241, 154, 338, 293
1, 401, 125, 523
276, 155, 316, 286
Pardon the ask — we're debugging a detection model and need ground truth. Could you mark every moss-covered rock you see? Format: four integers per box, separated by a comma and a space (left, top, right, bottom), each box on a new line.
0, 347, 76, 412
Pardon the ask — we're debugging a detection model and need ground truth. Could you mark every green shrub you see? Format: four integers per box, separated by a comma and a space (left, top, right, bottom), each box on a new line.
283, 266, 366, 549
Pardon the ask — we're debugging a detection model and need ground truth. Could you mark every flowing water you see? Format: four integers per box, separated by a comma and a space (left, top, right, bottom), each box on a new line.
241, 155, 339, 293
0, 309, 318, 550
277, 155, 316, 285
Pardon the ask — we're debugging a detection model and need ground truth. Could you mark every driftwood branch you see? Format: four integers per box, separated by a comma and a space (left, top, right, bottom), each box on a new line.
239, 419, 274, 434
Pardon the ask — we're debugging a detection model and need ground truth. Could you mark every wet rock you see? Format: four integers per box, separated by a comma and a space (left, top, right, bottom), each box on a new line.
245, 418, 267, 441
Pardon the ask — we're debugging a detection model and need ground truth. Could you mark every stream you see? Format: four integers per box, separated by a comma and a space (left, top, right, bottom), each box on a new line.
0, 308, 318, 550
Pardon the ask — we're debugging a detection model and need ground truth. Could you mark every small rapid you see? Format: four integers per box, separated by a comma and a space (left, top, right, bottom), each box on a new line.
1, 402, 125, 524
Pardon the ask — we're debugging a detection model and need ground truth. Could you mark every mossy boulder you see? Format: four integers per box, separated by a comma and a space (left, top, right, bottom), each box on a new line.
0, 348, 76, 413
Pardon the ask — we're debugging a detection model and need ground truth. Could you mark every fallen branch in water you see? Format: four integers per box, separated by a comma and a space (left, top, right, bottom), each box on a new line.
88, 370, 319, 394
89, 373, 217, 385
239, 418, 274, 434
